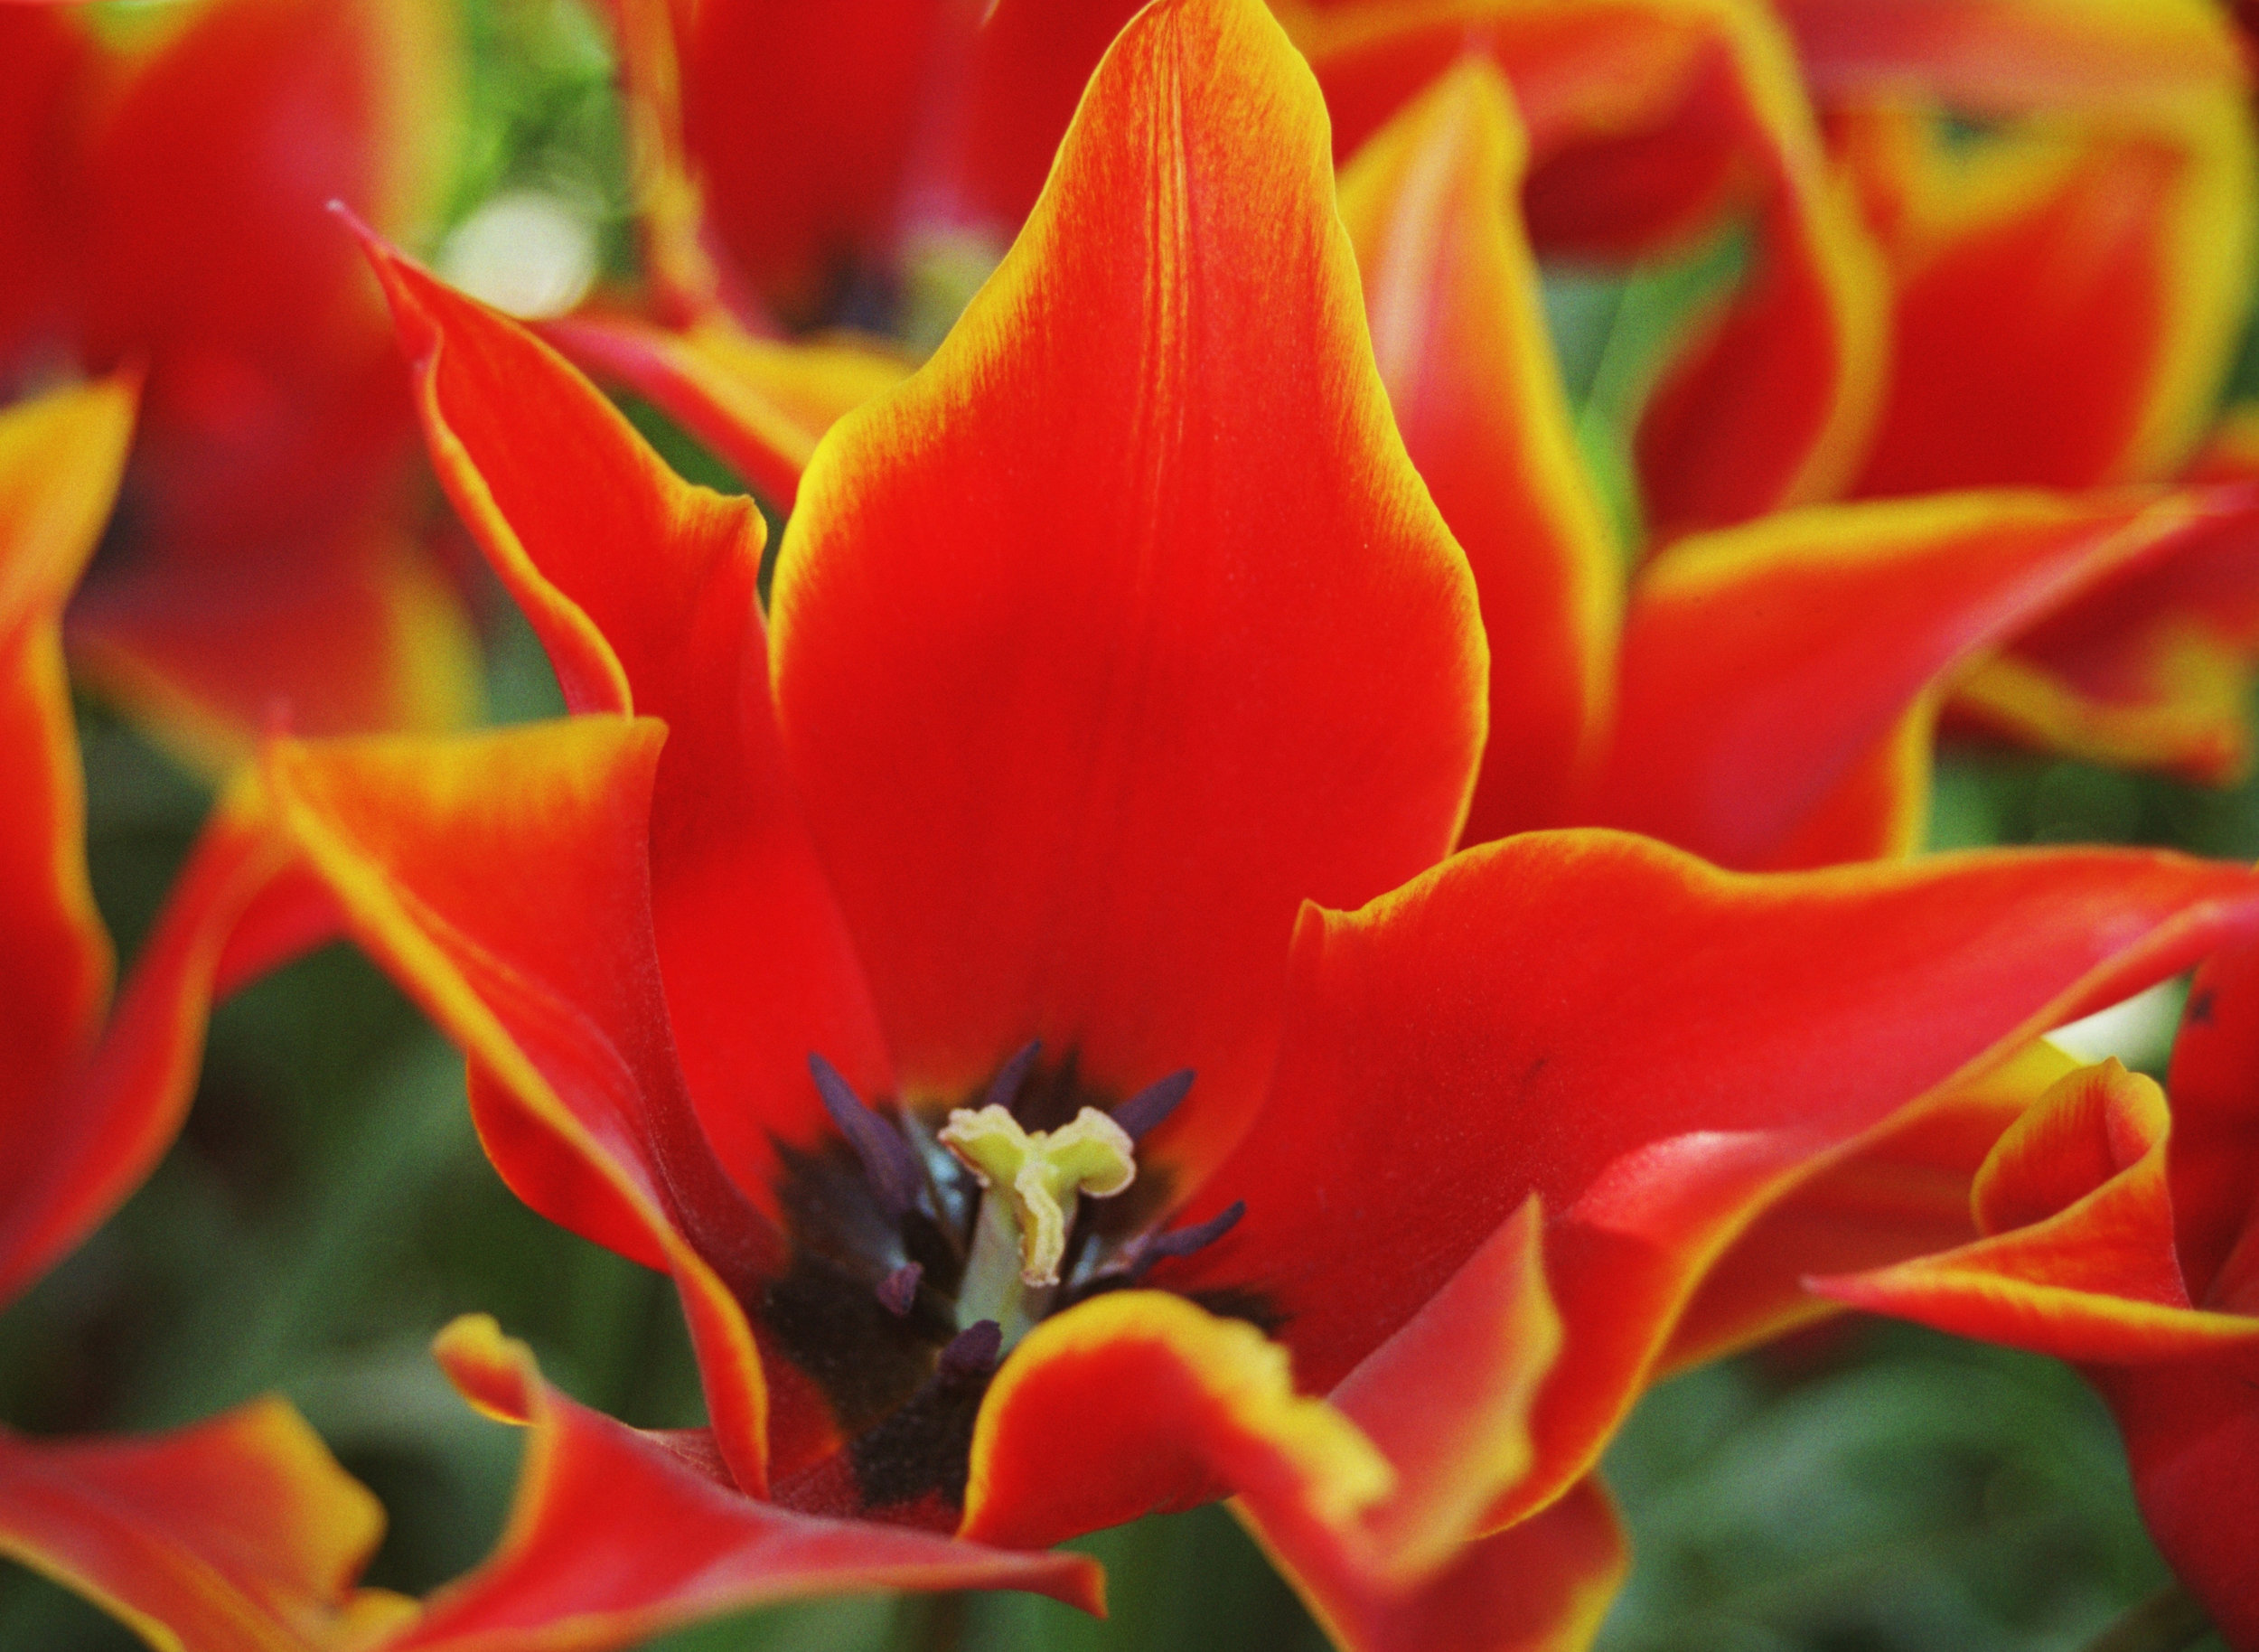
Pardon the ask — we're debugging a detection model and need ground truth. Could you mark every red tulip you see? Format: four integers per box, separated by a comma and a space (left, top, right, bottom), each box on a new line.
147, 4, 2259, 1643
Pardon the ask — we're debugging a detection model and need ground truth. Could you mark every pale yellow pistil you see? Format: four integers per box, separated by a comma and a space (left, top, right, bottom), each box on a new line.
938, 1103, 1137, 1346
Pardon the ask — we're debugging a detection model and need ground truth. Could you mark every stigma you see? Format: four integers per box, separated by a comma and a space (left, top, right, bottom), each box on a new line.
939, 1104, 1137, 1293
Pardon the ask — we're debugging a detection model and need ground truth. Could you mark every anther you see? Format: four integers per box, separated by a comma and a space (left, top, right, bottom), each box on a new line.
1111, 1069, 1195, 1140
809, 1053, 922, 1218
938, 1319, 1003, 1379
1132, 1200, 1245, 1280
983, 1039, 1042, 1113
876, 1262, 923, 1317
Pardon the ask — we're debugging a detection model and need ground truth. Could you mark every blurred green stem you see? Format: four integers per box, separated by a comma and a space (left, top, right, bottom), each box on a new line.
2079, 1584, 2214, 1652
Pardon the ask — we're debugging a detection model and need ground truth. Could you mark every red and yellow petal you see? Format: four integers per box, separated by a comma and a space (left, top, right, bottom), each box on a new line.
251, 722, 779, 1495
391, 1316, 1100, 1652
773, 0, 1485, 1177
1783, 0, 2257, 495
0, 380, 130, 1135
0, 1400, 408, 1652
366, 244, 893, 1207
1337, 60, 1619, 844
1289, 0, 1889, 539
541, 305, 911, 509
1589, 489, 2220, 869
1166, 828, 2259, 1525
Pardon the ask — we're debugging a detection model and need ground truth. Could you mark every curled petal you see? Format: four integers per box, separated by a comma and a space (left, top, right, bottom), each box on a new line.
0, 1401, 409, 1652
774, 0, 1485, 1178
1167, 828, 2259, 1524
391, 1317, 1100, 1651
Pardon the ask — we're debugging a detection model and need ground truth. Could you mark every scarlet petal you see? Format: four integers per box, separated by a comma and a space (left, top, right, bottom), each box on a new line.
368, 245, 894, 1207
542, 306, 911, 508
1783, 0, 2257, 494
1167, 829, 2259, 1523
258, 722, 779, 1494
1297, 0, 1888, 536
395, 1317, 1101, 1651
773, 0, 1485, 1176
0, 1400, 409, 1652
0, 381, 129, 1157
0, 6, 89, 366
1592, 491, 2219, 868
1338, 61, 1620, 843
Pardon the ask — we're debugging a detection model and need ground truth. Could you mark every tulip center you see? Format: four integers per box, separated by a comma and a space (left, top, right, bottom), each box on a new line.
938, 1103, 1138, 1345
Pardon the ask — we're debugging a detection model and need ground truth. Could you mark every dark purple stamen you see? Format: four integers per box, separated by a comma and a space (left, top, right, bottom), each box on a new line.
1111, 1068, 1195, 1140
876, 1262, 923, 1317
939, 1319, 1003, 1378
1134, 1201, 1245, 1279
809, 1053, 922, 1217
983, 1039, 1043, 1113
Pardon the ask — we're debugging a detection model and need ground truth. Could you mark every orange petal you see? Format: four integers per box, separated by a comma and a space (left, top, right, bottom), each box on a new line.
1165, 828, 2259, 1525
366, 243, 893, 1210
1785, 0, 2257, 494
1292, 0, 1889, 537
255, 722, 779, 1495
0, 1400, 408, 1652
542, 306, 912, 508
0, 380, 130, 1144
390, 1316, 1101, 1650
1591, 489, 2224, 868
1338, 60, 1620, 843
773, 0, 1485, 1178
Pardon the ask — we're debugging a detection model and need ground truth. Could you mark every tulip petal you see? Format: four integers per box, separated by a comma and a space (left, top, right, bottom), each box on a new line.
1292, 0, 1889, 537
0, 380, 129, 1137
78, 0, 455, 550
1337, 61, 1619, 843
960, 1291, 1396, 1554
254, 722, 779, 1493
1250, 1478, 1628, 1652
1659, 1040, 2070, 1375
0, 1399, 408, 1652
391, 1316, 1101, 1651
0, 6, 89, 368
773, 0, 1485, 1179
1167, 828, 2259, 1524
541, 307, 911, 508
366, 244, 894, 1207
1592, 490, 2228, 868
66, 525, 480, 774
1783, 0, 2258, 494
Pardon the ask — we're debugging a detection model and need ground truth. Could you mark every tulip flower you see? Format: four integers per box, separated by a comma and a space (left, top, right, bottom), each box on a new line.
1815, 941, 2259, 1648
143, 3, 2259, 1644
0, 0, 478, 771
